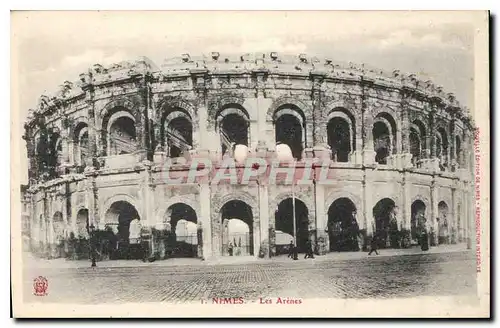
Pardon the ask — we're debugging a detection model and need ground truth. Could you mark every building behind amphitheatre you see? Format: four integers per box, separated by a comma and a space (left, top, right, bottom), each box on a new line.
21, 52, 476, 261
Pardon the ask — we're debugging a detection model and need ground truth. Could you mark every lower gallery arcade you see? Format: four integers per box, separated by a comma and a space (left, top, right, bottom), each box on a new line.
28, 167, 472, 260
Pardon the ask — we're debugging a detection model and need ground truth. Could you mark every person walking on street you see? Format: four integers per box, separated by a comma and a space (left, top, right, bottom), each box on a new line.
304, 239, 315, 259
368, 234, 379, 255
287, 241, 294, 259
228, 242, 233, 256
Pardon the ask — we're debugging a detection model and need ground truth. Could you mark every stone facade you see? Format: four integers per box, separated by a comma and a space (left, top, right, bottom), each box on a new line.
21, 53, 476, 259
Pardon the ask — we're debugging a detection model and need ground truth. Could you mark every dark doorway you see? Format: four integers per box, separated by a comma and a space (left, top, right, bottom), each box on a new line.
275, 114, 304, 160
373, 122, 391, 164
372, 198, 396, 248
411, 200, 426, 243
275, 198, 309, 253
220, 114, 249, 155
327, 118, 351, 162
327, 198, 360, 251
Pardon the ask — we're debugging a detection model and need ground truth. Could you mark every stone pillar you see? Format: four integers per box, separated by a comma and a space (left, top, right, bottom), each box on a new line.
451, 186, 458, 244
258, 184, 270, 257
464, 188, 471, 249
400, 101, 412, 168
255, 95, 273, 151
84, 171, 99, 230
41, 189, 49, 256
24, 126, 37, 182
85, 91, 98, 168
430, 178, 439, 246
140, 162, 154, 227
59, 118, 71, 175
402, 172, 412, 230
199, 183, 212, 259
136, 104, 148, 162
363, 175, 374, 249
429, 110, 437, 158
314, 183, 328, 255
362, 106, 376, 165
450, 117, 456, 170
253, 213, 261, 258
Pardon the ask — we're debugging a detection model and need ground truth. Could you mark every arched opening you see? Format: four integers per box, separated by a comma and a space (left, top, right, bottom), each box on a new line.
217, 107, 249, 156
411, 200, 427, 243
373, 113, 397, 164
412, 120, 427, 158
327, 117, 351, 162
46, 131, 62, 177
220, 200, 253, 256
372, 198, 397, 248
438, 201, 450, 244
74, 123, 89, 167
274, 107, 305, 160
327, 198, 360, 252
165, 203, 199, 258
436, 128, 449, 171
275, 198, 309, 253
76, 208, 89, 238
163, 111, 193, 158
104, 201, 142, 259
104, 110, 137, 156
373, 122, 391, 164
409, 128, 421, 167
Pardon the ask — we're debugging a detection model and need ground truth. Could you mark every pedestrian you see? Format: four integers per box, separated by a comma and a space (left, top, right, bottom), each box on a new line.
228, 242, 233, 256
304, 239, 315, 259
420, 230, 429, 251
287, 241, 294, 259
368, 234, 379, 255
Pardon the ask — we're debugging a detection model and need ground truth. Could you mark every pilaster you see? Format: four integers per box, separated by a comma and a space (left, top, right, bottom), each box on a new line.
314, 183, 328, 255
199, 183, 212, 259
258, 184, 270, 257
430, 177, 439, 246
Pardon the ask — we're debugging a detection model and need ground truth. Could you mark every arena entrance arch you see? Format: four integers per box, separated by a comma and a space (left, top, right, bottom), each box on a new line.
275, 198, 309, 253
327, 198, 360, 252
104, 201, 142, 259
220, 200, 254, 256
411, 200, 426, 243
372, 198, 397, 248
165, 203, 200, 258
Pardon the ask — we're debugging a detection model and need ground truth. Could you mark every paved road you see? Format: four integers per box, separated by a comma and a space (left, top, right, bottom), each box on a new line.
23, 251, 477, 304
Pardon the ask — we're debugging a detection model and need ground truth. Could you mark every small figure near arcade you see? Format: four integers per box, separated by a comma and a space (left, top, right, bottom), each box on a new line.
304, 239, 315, 259
368, 234, 379, 256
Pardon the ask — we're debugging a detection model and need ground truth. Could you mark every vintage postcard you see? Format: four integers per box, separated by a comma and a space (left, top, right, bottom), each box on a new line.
10, 10, 490, 318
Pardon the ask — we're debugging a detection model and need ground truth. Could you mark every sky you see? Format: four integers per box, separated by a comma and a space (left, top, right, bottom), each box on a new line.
12, 11, 478, 184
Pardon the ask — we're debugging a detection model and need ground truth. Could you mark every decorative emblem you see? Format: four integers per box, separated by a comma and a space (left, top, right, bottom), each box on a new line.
33, 276, 48, 296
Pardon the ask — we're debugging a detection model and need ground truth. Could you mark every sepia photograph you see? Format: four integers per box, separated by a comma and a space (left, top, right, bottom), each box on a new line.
10, 10, 490, 318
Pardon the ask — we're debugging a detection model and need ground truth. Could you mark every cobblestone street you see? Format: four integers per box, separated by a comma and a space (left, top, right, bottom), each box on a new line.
23, 250, 477, 304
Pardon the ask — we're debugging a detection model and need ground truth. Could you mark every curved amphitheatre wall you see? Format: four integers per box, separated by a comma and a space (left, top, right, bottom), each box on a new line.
21, 52, 476, 257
